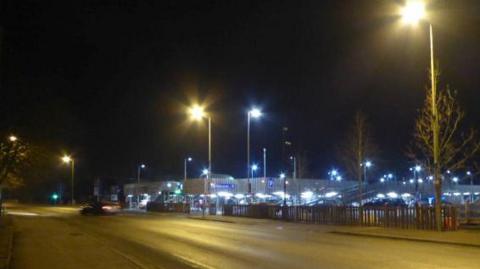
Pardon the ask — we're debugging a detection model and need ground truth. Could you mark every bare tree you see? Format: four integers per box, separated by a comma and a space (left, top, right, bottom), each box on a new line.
337, 111, 378, 204
0, 136, 30, 210
0, 138, 28, 187
409, 71, 480, 230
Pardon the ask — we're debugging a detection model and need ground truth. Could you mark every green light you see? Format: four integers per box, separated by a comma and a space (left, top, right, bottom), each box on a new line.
174, 189, 181, 194
52, 193, 59, 200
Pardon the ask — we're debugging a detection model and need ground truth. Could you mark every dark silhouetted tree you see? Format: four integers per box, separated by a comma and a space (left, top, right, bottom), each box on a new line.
337, 111, 378, 204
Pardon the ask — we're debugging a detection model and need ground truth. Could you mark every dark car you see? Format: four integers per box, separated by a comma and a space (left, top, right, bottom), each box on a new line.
364, 198, 406, 207
80, 201, 121, 215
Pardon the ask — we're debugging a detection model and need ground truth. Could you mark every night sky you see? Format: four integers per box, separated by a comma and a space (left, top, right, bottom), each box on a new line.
2, 1, 480, 191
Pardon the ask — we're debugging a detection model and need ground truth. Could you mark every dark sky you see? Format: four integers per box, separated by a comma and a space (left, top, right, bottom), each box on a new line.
2, 0, 480, 187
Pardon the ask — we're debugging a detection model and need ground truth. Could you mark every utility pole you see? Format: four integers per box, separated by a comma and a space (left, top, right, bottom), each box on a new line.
263, 148, 267, 179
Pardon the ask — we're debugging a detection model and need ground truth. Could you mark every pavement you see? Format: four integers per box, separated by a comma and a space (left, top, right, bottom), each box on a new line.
4, 203, 480, 269
190, 214, 480, 247
0, 216, 13, 269
330, 226, 480, 248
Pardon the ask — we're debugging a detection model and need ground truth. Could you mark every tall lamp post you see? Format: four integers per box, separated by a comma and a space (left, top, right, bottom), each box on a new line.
184, 157, 192, 184
401, 0, 442, 229
247, 108, 262, 194
280, 173, 287, 206
466, 171, 473, 202
410, 165, 422, 200
189, 105, 212, 216
360, 161, 372, 205
263, 148, 267, 179
136, 163, 146, 207
289, 156, 297, 179
62, 155, 75, 205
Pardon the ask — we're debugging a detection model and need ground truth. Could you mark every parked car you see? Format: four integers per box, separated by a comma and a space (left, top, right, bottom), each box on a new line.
363, 198, 406, 207
80, 201, 121, 215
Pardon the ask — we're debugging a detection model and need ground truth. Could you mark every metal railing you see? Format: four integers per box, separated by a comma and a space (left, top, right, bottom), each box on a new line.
146, 202, 190, 213
223, 204, 458, 231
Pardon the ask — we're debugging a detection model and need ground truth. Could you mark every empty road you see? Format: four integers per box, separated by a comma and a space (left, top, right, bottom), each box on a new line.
6, 204, 480, 269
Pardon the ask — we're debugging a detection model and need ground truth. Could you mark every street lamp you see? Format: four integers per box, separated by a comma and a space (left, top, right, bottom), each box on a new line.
136, 163, 146, 207
362, 161, 372, 182
280, 172, 287, 206
61, 155, 75, 204
290, 156, 297, 179
401, 0, 426, 25
328, 169, 338, 181
184, 157, 192, 183
188, 104, 212, 216
247, 107, 262, 194
359, 160, 372, 205
466, 171, 473, 202
410, 165, 422, 200
401, 1, 441, 225
8, 135, 17, 142
251, 164, 258, 179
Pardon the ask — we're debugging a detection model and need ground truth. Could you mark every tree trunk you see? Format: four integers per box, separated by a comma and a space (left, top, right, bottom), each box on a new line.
358, 167, 362, 206
434, 167, 442, 231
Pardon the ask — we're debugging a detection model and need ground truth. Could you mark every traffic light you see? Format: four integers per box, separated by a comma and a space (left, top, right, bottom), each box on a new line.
51, 193, 59, 200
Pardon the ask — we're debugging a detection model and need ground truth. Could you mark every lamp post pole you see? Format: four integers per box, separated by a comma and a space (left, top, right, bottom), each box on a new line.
263, 148, 267, 180
246, 108, 262, 195
247, 112, 251, 193
184, 157, 192, 189
203, 116, 212, 217
136, 164, 142, 207
429, 24, 442, 229
71, 159, 75, 205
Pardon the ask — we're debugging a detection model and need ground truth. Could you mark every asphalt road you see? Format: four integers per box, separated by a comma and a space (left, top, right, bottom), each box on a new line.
6, 204, 480, 269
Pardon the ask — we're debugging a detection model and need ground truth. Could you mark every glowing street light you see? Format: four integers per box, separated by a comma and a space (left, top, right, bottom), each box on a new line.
251, 164, 259, 179
401, 0, 426, 25
328, 169, 340, 181
189, 105, 206, 121
61, 155, 75, 204
8, 135, 17, 142
247, 107, 262, 193
249, 108, 262, 118
62, 155, 72, 164
202, 168, 209, 176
